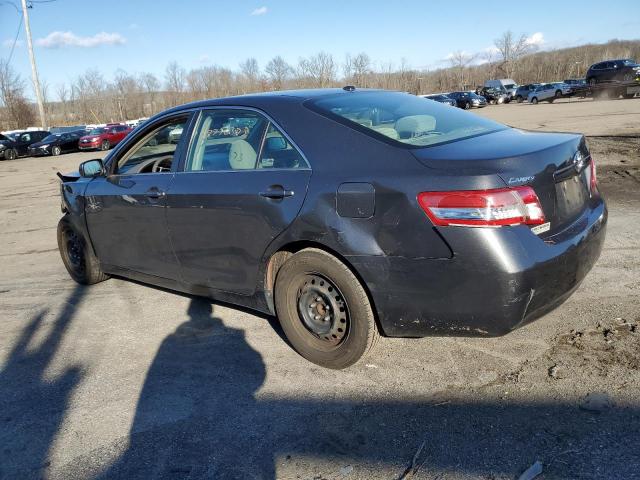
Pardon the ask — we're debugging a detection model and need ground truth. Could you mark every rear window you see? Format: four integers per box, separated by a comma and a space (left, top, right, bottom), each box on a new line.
309, 91, 506, 147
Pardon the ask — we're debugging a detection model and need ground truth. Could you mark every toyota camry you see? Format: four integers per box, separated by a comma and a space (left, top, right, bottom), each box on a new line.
57, 88, 607, 369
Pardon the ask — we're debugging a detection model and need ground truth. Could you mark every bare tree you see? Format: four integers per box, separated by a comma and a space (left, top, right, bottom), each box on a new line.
165, 61, 186, 106
0, 59, 35, 129
298, 52, 337, 88
239, 58, 261, 93
448, 51, 476, 89
344, 52, 372, 87
265, 56, 293, 90
494, 31, 536, 78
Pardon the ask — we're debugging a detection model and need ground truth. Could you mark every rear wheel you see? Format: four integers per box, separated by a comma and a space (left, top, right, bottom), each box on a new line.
516, 95, 523, 103
274, 248, 379, 369
57, 217, 109, 285
531, 97, 539, 104
555, 90, 562, 98
464, 101, 471, 110
100, 140, 110, 151
52, 145, 61, 156
4, 148, 17, 160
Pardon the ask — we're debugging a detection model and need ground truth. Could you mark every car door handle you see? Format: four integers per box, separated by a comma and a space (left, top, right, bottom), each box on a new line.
145, 188, 166, 199
260, 186, 294, 199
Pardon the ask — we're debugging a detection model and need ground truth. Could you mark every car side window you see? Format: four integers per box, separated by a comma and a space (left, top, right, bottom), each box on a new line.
20, 133, 31, 142
115, 117, 188, 175
257, 123, 308, 169
185, 109, 268, 172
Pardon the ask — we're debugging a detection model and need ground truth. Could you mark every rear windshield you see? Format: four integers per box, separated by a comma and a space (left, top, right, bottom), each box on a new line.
309, 91, 506, 147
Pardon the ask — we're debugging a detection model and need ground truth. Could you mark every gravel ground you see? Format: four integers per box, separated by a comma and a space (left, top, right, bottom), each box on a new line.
0, 99, 638, 480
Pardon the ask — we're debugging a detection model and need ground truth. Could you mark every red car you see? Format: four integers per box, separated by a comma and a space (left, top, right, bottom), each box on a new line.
79, 125, 132, 151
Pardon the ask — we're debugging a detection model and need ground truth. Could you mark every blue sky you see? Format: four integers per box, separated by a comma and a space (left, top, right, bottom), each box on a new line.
2, 0, 639, 99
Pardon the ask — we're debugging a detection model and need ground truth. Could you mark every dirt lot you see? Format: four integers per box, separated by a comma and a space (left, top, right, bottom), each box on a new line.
0, 99, 639, 480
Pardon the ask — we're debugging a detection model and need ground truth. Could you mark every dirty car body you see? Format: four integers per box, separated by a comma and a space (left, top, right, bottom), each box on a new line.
58, 88, 606, 358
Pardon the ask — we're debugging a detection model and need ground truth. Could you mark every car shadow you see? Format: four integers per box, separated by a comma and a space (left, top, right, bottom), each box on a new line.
95, 297, 640, 480
0, 284, 86, 479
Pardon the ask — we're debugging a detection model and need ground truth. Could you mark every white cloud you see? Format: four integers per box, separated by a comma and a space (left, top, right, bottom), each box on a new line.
36, 31, 126, 48
250, 6, 268, 15
2, 38, 23, 48
198, 54, 211, 64
525, 32, 544, 47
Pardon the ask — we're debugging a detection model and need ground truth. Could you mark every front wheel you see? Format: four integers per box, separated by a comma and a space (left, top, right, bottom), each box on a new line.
274, 248, 379, 369
52, 145, 61, 156
555, 90, 562, 98
516, 95, 523, 103
57, 217, 109, 285
464, 101, 471, 110
100, 140, 110, 151
531, 97, 539, 104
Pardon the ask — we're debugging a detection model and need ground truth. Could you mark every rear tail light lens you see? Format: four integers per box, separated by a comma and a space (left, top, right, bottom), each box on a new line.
418, 186, 545, 227
589, 157, 598, 194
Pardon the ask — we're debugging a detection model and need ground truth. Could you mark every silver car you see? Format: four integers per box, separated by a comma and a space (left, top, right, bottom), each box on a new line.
527, 83, 572, 104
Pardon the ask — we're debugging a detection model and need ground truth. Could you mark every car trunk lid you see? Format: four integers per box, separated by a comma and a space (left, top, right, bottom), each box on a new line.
411, 128, 593, 235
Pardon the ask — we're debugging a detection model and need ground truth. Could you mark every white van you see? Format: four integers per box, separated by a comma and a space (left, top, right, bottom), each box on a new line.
485, 79, 518, 99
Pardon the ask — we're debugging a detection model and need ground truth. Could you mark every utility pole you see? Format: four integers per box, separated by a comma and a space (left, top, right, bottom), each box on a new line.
20, 0, 46, 129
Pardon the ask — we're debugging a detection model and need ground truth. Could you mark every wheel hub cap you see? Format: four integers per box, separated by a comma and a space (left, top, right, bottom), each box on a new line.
297, 274, 348, 345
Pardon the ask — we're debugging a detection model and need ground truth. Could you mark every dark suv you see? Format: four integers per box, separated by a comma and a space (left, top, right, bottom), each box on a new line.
0, 130, 49, 160
586, 59, 640, 86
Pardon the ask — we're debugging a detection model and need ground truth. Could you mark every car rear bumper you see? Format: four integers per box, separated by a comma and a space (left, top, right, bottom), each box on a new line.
348, 199, 607, 337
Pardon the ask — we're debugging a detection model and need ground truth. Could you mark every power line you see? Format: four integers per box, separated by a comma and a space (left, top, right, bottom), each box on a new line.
7, 11, 24, 64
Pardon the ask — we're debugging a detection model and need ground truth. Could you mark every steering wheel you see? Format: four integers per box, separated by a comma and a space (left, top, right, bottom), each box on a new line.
152, 157, 172, 173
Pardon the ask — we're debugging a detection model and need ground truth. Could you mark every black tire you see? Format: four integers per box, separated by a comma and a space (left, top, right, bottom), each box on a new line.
623, 93, 636, 99
274, 248, 379, 369
516, 95, 523, 103
588, 77, 597, 87
555, 90, 562, 98
464, 101, 471, 110
4, 148, 17, 160
52, 145, 61, 156
100, 140, 110, 151
531, 97, 539, 105
57, 217, 109, 285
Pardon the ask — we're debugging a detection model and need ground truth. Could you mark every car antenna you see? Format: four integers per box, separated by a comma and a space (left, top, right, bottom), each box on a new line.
343, 85, 356, 92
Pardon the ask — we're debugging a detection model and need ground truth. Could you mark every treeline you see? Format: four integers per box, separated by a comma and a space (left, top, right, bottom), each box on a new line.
1, 37, 639, 130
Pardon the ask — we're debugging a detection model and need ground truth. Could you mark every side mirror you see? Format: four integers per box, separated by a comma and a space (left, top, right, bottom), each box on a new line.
79, 159, 104, 178
265, 136, 287, 151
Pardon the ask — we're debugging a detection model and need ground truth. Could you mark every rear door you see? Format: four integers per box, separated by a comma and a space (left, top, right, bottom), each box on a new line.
166, 108, 311, 295
84, 113, 192, 279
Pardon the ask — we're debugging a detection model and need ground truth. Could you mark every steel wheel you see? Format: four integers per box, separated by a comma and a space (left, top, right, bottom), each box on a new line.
5, 148, 17, 160
62, 225, 86, 278
101, 140, 110, 151
296, 273, 349, 346
52, 145, 61, 156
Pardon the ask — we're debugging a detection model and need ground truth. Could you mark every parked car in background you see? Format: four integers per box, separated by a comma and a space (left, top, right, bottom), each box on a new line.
563, 79, 589, 98
527, 83, 571, 104
49, 125, 86, 135
0, 130, 49, 160
79, 125, 132, 151
514, 84, 541, 103
586, 59, 640, 98
168, 125, 184, 143
420, 94, 457, 106
28, 130, 84, 156
485, 79, 517, 100
447, 91, 487, 109
586, 59, 640, 86
57, 88, 606, 369
476, 87, 507, 105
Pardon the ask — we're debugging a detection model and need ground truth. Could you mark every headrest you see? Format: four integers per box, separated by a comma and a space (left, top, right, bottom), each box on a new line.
229, 139, 257, 170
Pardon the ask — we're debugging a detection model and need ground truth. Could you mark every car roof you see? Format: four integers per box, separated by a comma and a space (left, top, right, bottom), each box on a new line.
161, 88, 387, 115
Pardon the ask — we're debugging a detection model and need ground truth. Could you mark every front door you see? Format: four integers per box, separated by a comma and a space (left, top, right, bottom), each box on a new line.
166, 108, 312, 295
84, 114, 191, 280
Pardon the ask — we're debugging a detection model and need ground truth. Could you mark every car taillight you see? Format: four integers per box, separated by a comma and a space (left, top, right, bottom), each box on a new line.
589, 157, 598, 194
417, 186, 545, 227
